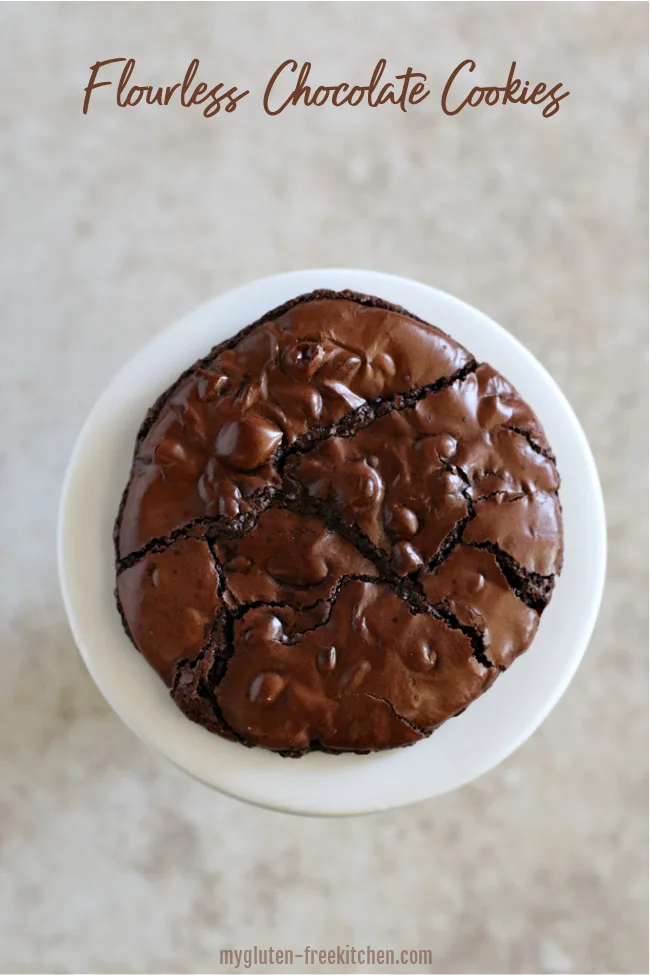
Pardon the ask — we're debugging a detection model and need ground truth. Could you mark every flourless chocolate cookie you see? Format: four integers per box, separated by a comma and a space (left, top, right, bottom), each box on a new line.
114, 290, 563, 755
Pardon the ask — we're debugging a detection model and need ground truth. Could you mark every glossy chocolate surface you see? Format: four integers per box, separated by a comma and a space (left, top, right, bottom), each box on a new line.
217, 581, 493, 753
116, 536, 221, 685
114, 290, 563, 754
214, 507, 377, 611
117, 293, 471, 558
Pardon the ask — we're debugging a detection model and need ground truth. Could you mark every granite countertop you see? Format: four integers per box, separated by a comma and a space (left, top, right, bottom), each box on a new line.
0, 3, 647, 973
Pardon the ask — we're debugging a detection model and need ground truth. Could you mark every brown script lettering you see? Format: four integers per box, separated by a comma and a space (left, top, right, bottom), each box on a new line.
263, 59, 430, 116
83, 58, 250, 117
82, 57, 570, 121
441, 60, 569, 118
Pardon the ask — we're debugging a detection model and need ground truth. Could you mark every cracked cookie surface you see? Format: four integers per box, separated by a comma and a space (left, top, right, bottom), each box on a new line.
114, 289, 563, 755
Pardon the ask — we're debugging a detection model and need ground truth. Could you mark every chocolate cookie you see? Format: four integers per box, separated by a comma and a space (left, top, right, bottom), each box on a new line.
114, 289, 563, 755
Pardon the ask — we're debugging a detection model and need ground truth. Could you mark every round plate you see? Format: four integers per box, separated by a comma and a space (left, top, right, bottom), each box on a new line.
58, 270, 606, 816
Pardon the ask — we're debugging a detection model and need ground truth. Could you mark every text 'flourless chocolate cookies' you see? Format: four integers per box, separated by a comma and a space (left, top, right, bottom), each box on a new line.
114, 290, 563, 755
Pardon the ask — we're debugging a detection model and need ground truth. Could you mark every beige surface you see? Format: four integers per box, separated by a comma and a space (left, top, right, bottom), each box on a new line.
0, 3, 647, 974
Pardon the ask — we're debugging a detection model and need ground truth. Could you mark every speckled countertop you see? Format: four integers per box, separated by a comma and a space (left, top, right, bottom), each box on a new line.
0, 3, 647, 974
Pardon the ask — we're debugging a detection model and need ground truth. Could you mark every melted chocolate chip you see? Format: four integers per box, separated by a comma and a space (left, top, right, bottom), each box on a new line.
249, 671, 286, 706
215, 415, 283, 471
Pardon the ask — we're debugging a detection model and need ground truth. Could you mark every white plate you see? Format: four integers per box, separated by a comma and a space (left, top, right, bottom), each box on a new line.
58, 269, 606, 816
